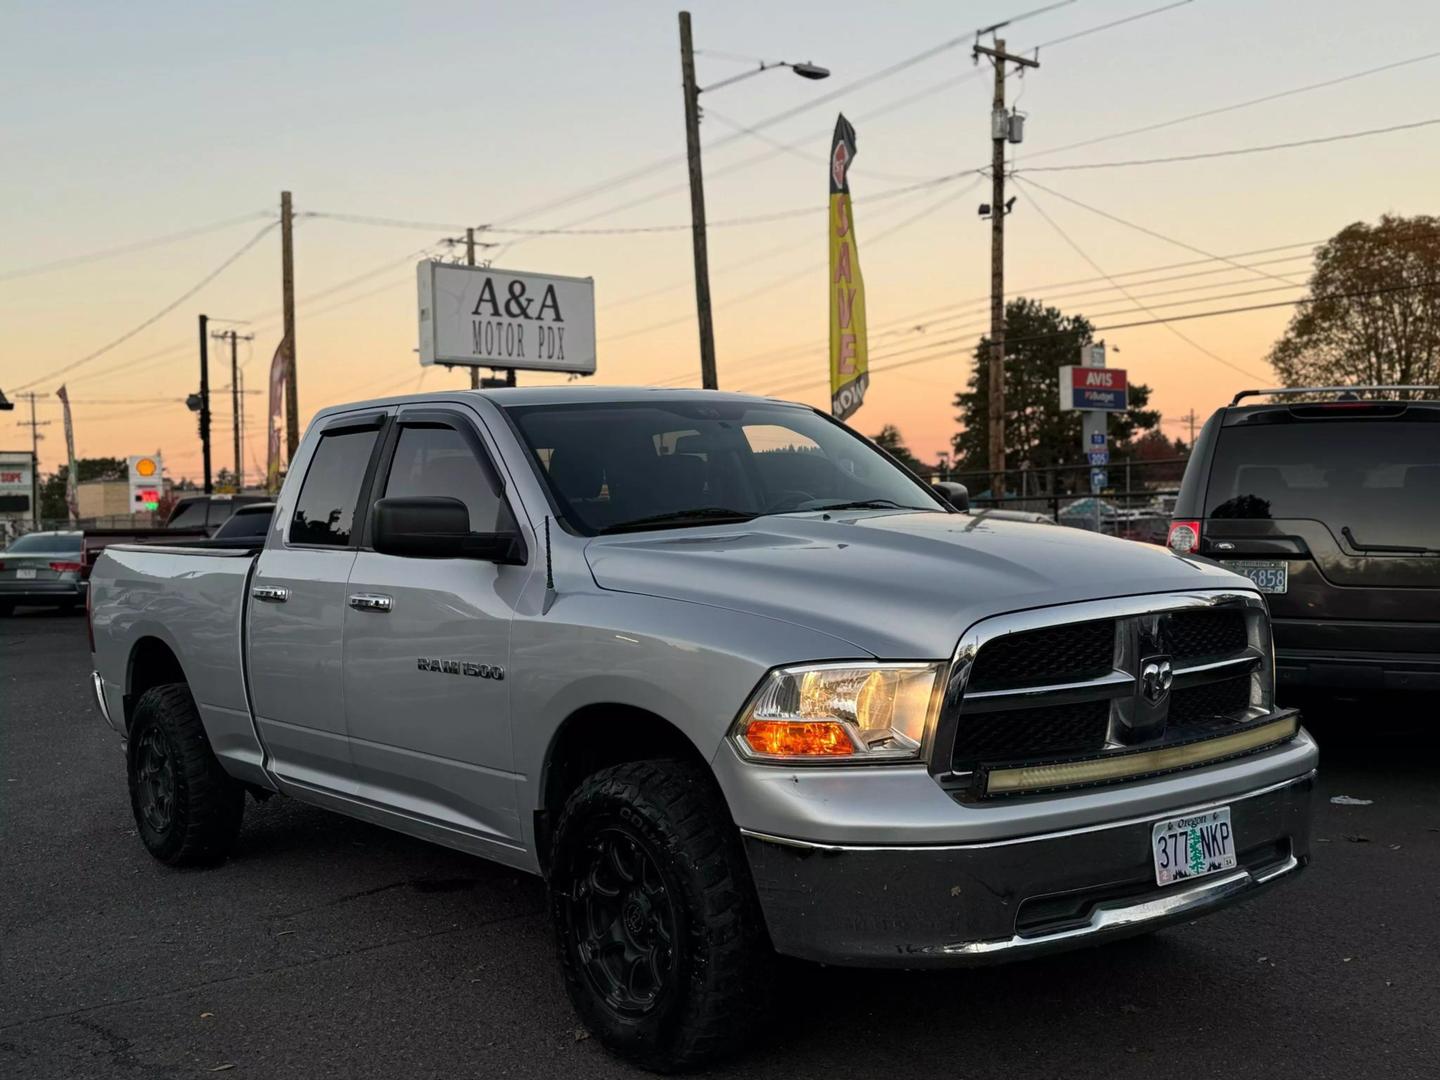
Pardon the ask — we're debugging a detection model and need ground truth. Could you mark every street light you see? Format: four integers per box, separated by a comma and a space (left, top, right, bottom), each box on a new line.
678, 11, 830, 390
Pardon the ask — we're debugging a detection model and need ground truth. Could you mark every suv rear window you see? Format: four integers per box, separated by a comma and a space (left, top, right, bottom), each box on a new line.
1205, 418, 1440, 548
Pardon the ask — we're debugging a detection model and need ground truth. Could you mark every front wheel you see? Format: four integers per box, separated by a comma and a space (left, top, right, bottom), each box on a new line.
127, 683, 244, 866
549, 759, 772, 1071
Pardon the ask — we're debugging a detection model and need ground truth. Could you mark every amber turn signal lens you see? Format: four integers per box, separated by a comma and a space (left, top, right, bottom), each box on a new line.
743, 720, 855, 758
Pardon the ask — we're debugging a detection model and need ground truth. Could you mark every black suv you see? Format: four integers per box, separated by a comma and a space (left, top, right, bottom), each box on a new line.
1169, 386, 1439, 696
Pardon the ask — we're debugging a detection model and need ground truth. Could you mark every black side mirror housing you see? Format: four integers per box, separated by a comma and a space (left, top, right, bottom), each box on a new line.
371, 496, 525, 563
934, 481, 970, 512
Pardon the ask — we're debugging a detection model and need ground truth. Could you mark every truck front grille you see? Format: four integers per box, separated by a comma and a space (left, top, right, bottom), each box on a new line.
965, 619, 1115, 692
944, 593, 1275, 782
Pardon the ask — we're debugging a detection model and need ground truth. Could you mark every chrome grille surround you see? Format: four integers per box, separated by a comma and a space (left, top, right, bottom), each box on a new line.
934, 590, 1281, 797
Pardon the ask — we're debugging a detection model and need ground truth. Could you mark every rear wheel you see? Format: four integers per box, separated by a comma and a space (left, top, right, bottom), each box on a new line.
127, 683, 244, 866
549, 759, 772, 1071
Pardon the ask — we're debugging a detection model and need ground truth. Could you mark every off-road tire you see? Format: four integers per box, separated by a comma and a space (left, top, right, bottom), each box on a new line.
549, 759, 772, 1071
126, 683, 244, 866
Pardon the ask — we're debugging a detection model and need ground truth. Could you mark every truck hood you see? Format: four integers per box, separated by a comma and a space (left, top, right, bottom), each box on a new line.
583, 511, 1252, 658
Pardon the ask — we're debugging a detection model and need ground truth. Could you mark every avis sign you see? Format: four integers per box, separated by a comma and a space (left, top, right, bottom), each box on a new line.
1058, 365, 1129, 411
417, 261, 596, 375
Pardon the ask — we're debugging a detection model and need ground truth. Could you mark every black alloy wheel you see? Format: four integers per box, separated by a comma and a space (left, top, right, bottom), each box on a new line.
134, 723, 177, 834
568, 827, 681, 1018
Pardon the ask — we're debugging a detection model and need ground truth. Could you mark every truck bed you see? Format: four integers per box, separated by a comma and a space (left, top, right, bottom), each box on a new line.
89, 544, 267, 782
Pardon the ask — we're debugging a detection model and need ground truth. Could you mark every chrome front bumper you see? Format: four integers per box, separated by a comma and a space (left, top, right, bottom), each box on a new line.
742, 770, 1315, 968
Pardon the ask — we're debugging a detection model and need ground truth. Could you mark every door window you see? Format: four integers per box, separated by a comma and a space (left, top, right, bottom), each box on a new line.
383, 424, 507, 532
289, 429, 379, 546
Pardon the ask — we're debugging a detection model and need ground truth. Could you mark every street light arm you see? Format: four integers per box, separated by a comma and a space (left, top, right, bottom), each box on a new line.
698, 59, 830, 95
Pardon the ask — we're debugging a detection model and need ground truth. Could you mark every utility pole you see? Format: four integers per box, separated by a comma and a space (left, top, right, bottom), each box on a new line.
17, 392, 51, 527
1182, 408, 1199, 447
211, 328, 255, 490
280, 191, 299, 459
678, 11, 718, 390
198, 314, 212, 495
466, 227, 481, 391
974, 37, 1037, 498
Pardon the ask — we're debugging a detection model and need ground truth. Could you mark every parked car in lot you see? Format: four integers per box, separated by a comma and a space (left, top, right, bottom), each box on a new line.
0, 530, 85, 614
89, 387, 1317, 1069
1169, 386, 1440, 695
164, 493, 270, 536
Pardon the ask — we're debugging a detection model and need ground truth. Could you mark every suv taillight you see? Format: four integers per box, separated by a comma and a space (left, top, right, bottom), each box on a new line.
50, 561, 84, 573
1167, 520, 1201, 555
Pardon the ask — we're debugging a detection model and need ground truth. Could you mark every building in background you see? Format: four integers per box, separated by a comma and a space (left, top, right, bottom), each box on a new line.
0, 450, 38, 541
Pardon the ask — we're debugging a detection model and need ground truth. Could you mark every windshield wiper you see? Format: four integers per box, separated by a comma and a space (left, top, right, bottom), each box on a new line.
1341, 526, 1439, 555
783, 499, 936, 514
598, 507, 758, 534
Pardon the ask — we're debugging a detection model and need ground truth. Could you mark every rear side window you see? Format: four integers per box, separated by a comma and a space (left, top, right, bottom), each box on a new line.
382, 424, 506, 531
1206, 419, 1440, 548
290, 429, 379, 546
166, 500, 207, 529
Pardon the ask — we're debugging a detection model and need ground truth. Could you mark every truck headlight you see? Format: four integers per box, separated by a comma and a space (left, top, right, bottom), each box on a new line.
732, 662, 945, 763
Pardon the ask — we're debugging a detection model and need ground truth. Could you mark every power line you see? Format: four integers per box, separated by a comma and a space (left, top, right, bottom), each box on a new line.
1017, 184, 1267, 380
0, 211, 271, 284
1027, 0, 1192, 51
749, 279, 1440, 399
714, 241, 1321, 385
12, 221, 279, 392
1024, 47, 1440, 162
1015, 116, 1440, 172
1012, 175, 1305, 289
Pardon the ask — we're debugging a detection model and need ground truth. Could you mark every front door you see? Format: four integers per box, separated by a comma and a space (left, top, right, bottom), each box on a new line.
342, 408, 527, 845
248, 412, 387, 795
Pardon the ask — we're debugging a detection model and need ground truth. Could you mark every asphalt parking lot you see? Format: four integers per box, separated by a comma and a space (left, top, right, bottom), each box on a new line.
2, 609, 1437, 1079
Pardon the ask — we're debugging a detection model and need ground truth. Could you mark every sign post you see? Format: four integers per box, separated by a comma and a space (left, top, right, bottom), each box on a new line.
127, 455, 164, 517
1059, 344, 1127, 531
417, 262, 596, 376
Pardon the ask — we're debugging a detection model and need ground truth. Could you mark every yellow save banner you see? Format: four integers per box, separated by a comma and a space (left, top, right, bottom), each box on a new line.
828, 114, 868, 421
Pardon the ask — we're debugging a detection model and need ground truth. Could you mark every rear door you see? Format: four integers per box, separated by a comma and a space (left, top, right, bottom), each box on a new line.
1200, 405, 1440, 647
247, 411, 388, 795
341, 406, 527, 846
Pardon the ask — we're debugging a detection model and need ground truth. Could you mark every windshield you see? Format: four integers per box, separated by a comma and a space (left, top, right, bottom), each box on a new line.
5, 533, 82, 554
505, 399, 946, 534
1206, 417, 1440, 549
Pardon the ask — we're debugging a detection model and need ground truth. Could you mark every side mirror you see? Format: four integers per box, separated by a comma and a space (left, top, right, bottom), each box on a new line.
934, 481, 969, 512
371, 496, 525, 563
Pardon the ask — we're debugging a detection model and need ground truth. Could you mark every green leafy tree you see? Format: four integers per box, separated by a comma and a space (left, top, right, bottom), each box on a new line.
39, 456, 126, 521
952, 298, 1160, 492
1269, 214, 1440, 387
870, 424, 927, 474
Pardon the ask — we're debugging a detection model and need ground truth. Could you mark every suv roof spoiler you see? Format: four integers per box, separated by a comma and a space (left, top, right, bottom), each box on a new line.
1230, 385, 1440, 406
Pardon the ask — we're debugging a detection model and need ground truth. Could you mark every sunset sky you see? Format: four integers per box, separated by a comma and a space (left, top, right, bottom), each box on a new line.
5, 0, 1440, 482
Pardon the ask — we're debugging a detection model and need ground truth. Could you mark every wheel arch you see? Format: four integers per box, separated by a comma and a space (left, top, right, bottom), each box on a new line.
535, 702, 723, 872
124, 635, 188, 732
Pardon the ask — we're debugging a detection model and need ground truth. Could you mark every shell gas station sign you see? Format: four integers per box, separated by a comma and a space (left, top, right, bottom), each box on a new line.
128, 455, 163, 513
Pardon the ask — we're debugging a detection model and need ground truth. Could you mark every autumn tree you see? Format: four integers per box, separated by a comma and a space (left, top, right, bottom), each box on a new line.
952, 298, 1160, 491
1269, 214, 1440, 387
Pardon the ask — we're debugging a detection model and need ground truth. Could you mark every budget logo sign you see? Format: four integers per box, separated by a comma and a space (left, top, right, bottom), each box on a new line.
1058, 365, 1129, 412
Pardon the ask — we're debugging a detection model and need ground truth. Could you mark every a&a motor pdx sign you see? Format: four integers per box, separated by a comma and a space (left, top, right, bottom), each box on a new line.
417, 262, 596, 375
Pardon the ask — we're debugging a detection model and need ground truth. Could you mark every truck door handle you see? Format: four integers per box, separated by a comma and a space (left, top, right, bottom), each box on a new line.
251, 585, 289, 603
348, 593, 392, 612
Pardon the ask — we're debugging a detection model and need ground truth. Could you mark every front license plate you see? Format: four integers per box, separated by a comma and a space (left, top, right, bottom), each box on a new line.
1228, 559, 1287, 594
1152, 807, 1236, 887
15, 568, 36, 580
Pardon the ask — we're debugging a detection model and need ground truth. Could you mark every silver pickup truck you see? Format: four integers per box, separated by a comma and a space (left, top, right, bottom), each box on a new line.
89, 387, 1316, 1069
